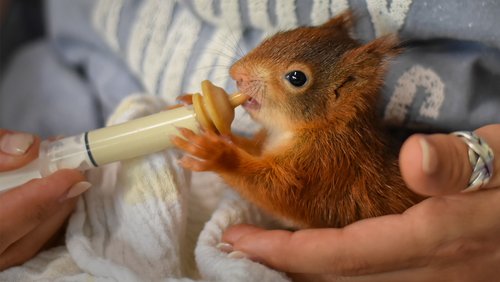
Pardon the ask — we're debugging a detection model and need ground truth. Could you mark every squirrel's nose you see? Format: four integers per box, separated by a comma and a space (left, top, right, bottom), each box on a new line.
230, 64, 249, 84
232, 73, 250, 90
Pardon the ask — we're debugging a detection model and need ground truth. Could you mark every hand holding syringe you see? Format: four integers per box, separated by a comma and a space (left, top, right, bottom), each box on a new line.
0, 81, 248, 192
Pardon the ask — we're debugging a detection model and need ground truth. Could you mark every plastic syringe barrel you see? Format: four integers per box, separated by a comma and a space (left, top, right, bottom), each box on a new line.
0, 81, 248, 192
41, 105, 198, 174
0, 105, 198, 192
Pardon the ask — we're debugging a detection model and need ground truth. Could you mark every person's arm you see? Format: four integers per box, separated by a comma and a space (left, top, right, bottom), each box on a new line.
221, 124, 500, 282
0, 130, 89, 270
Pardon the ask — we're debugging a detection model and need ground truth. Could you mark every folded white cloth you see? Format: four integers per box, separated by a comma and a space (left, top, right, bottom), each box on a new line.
0, 95, 289, 282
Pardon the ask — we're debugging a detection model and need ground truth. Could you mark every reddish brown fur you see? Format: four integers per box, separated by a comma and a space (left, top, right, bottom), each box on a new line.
173, 11, 423, 228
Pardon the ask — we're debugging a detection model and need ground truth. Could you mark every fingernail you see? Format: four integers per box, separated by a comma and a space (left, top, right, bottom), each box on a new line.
216, 242, 234, 253
61, 181, 92, 201
420, 137, 438, 174
0, 132, 34, 155
227, 251, 249, 259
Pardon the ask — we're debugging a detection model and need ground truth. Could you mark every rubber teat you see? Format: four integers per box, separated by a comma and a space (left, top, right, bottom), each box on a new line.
193, 80, 249, 135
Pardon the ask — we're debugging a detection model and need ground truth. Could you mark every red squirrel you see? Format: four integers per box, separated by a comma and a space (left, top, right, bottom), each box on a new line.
172, 11, 423, 228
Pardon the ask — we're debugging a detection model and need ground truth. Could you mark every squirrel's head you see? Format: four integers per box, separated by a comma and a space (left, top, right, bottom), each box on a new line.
231, 11, 400, 131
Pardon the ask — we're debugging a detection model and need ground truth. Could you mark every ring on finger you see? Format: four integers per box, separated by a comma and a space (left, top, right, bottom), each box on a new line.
451, 131, 494, 192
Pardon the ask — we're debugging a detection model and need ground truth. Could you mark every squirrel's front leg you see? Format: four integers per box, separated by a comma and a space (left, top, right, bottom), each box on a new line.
231, 129, 267, 155
172, 128, 301, 222
171, 128, 248, 173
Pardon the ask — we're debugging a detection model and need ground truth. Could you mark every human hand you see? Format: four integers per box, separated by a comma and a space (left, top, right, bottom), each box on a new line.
221, 124, 500, 282
0, 130, 89, 270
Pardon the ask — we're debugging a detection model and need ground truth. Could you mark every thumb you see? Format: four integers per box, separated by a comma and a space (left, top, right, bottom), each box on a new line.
0, 130, 40, 172
400, 124, 499, 196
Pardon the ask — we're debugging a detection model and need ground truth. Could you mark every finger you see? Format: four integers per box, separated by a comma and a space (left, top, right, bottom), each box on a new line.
224, 188, 500, 276
176, 127, 197, 140
165, 95, 194, 110
0, 130, 40, 171
176, 94, 193, 105
173, 128, 214, 159
172, 136, 214, 161
399, 133, 469, 195
223, 189, 500, 278
181, 127, 221, 146
172, 136, 212, 159
0, 170, 86, 252
289, 244, 500, 282
399, 124, 500, 196
204, 128, 226, 143
222, 213, 431, 276
0, 197, 78, 270
289, 263, 488, 282
179, 156, 211, 171
222, 224, 268, 246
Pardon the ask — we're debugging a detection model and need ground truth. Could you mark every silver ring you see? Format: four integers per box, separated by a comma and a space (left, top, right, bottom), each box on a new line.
451, 131, 494, 191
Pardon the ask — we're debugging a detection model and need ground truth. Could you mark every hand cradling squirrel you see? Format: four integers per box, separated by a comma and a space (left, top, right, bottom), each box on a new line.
173, 11, 423, 229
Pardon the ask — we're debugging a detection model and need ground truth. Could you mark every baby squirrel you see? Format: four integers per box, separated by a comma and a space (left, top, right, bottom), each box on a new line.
173, 11, 422, 228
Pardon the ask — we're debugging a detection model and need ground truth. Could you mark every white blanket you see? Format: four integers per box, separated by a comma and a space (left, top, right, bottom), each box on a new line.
0, 95, 290, 282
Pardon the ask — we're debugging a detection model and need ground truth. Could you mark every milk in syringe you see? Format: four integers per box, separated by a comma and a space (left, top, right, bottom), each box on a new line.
0, 80, 248, 192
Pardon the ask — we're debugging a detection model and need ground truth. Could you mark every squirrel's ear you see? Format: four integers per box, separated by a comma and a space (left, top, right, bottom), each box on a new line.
321, 10, 354, 31
341, 35, 401, 71
336, 35, 401, 92
343, 34, 402, 62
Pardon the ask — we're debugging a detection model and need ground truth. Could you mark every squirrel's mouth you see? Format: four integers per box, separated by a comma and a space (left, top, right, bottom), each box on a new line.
243, 96, 261, 110
235, 77, 263, 111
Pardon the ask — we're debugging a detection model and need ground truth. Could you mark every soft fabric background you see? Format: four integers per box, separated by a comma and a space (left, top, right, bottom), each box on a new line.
0, 0, 499, 281
1, 0, 499, 137
0, 95, 290, 281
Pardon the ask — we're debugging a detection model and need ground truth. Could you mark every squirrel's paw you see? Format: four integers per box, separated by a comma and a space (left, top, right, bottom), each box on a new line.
171, 127, 239, 172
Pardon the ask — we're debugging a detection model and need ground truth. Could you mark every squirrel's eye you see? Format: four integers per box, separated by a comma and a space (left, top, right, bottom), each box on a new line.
285, 71, 307, 87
